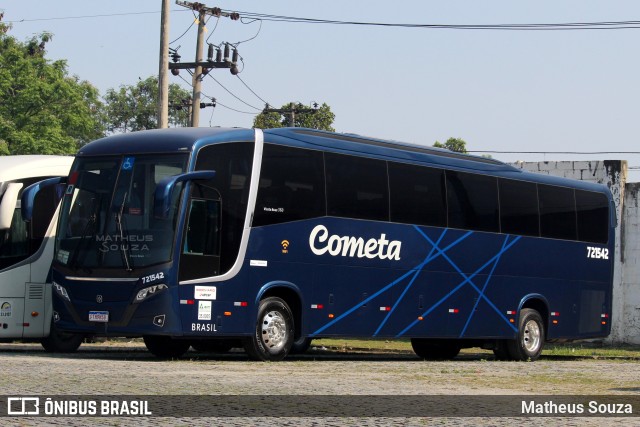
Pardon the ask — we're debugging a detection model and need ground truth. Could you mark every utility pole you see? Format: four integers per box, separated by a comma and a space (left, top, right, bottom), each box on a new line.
172, 1, 241, 127
191, 6, 206, 127
262, 102, 319, 127
157, 0, 170, 128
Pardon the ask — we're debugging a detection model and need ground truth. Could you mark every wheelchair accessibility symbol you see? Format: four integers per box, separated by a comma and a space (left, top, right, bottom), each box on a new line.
122, 157, 135, 170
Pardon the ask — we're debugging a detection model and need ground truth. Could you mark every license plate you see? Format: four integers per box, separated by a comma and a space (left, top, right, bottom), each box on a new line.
89, 311, 109, 323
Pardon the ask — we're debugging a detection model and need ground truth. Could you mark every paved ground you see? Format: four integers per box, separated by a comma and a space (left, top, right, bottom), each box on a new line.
0, 341, 638, 426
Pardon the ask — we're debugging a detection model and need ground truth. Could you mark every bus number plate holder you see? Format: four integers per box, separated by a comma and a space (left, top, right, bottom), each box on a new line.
89, 311, 109, 323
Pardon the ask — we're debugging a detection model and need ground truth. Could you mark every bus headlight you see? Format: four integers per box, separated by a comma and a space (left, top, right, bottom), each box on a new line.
134, 284, 168, 303
53, 282, 71, 302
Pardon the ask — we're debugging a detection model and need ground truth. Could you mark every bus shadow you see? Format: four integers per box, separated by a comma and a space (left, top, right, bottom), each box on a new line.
2, 343, 626, 362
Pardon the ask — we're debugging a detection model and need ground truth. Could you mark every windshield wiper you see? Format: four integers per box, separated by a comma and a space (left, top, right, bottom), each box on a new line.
115, 191, 133, 272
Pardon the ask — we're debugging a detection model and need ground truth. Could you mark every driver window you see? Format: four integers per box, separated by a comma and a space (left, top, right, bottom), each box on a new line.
183, 198, 221, 256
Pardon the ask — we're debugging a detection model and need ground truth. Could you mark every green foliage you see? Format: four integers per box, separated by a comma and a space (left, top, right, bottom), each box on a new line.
103, 76, 191, 133
253, 102, 335, 131
433, 137, 468, 153
0, 26, 105, 154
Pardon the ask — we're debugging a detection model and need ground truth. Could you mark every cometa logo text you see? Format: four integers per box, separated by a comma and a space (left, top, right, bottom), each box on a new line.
309, 225, 401, 261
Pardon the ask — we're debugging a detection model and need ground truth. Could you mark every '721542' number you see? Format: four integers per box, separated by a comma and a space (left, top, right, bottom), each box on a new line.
587, 246, 609, 260
142, 272, 165, 284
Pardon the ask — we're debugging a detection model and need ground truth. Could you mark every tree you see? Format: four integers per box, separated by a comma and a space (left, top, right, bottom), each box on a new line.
0, 20, 105, 155
433, 137, 468, 153
103, 76, 192, 133
253, 102, 335, 131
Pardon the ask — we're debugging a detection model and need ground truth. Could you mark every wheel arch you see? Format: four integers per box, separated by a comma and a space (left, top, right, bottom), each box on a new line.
256, 281, 303, 341
518, 293, 549, 338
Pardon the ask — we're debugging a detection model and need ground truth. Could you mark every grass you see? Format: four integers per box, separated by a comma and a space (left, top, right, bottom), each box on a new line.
311, 338, 413, 352
543, 343, 640, 358
74, 336, 640, 359
310, 338, 640, 359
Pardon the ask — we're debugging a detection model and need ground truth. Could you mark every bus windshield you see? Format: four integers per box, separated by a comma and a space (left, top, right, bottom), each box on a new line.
55, 154, 188, 271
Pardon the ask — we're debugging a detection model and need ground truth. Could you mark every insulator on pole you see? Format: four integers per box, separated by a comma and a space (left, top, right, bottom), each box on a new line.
223, 43, 230, 62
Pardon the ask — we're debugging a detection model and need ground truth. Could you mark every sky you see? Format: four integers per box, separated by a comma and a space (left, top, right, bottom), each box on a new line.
3, 1, 640, 180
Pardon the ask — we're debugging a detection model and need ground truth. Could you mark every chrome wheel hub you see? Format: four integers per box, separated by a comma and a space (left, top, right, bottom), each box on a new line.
523, 319, 541, 352
261, 310, 287, 351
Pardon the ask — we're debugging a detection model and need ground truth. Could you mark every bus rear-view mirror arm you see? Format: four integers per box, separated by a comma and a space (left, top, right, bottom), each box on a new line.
21, 177, 67, 222
154, 170, 216, 220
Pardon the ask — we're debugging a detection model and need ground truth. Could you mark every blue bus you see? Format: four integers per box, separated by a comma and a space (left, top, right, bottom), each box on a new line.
28, 127, 614, 361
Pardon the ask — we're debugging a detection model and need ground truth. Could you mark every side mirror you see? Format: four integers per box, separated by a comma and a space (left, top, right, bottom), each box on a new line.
154, 170, 216, 219
0, 183, 24, 230
21, 177, 67, 222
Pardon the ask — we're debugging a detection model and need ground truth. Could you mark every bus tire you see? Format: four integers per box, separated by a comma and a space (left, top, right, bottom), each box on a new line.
289, 337, 313, 354
506, 308, 545, 361
40, 324, 83, 353
143, 335, 190, 359
244, 297, 294, 361
492, 340, 511, 361
411, 338, 461, 360
191, 339, 237, 353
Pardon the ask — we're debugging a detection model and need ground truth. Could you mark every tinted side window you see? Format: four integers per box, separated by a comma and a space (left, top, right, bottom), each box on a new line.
254, 144, 326, 226
499, 179, 540, 237
0, 177, 58, 270
446, 171, 499, 232
539, 185, 577, 240
576, 190, 609, 244
388, 162, 446, 227
195, 142, 254, 274
31, 183, 58, 241
326, 153, 389, 221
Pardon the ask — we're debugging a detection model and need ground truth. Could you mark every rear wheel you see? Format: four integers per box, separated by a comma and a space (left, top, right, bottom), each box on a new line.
492, 340, 511, 361
143, 335, 191, 359
41, 324, 83, 353
411, 339, 460, 360
244, 297, 294, 361
506, 308, 545, 361
289, 336, 313, 354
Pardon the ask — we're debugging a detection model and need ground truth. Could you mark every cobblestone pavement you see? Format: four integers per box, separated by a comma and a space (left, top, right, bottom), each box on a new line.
0, 342, 638, 426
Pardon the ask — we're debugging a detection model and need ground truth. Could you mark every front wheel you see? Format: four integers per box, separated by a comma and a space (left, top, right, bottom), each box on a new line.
143, 335, 191, 359
244, 297, 294, 361
506, 308, 545, 361
41, 324, 84, 353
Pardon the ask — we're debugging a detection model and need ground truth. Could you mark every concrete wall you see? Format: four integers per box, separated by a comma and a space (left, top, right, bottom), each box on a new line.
620, 183, 640, 343
510, 160, 639, 344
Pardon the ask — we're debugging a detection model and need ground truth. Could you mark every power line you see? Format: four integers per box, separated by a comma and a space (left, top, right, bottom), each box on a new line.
207, 74, 261, 111
170, 11, 198, 45
236, 75, 270, 105
215, 100, 259, 115
226, 11, 640, 31
8, 8, 640, 31
5, 9, 189, 23
205, 16, 221, 44
175, 66, 258, 116
234, 18, 263, 45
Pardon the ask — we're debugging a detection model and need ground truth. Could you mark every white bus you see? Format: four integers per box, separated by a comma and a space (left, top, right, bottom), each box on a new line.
0, 155, 83, 352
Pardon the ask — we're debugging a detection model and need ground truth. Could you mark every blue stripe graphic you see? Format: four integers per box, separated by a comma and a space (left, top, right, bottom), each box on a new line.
372, 229, 448, 337
311, 226, 521, 338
